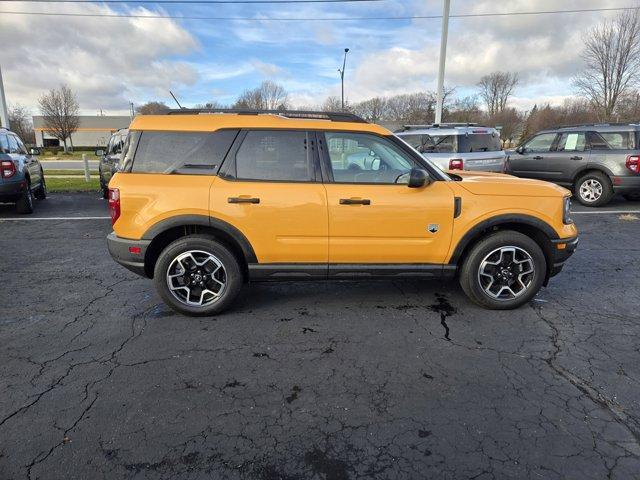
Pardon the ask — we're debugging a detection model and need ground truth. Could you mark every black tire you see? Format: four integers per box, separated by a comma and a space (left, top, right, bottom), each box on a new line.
34, 175, 47, 200
15, 183, 34, 214
153, 235, 243, 316
622, 192, 640, 202
459, 230, 546, 310
574, 171, 613, 207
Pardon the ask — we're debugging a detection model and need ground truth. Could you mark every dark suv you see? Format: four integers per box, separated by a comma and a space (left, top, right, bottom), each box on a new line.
507, 124, 640, 206
97, 128, 128, 199
0, 127, 46, 214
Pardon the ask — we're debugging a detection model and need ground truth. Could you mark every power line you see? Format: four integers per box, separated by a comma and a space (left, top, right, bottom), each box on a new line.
0, 0, 381, 3
0, 6, 638, 21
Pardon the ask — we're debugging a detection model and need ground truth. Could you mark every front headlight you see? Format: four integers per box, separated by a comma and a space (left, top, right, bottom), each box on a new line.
563, 196, 573, 224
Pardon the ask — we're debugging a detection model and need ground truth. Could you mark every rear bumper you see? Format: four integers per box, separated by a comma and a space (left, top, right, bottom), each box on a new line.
0, 179, 27, 202
107, 232, 151, 277
549, 235, 579, 278
612, 175, 640, 192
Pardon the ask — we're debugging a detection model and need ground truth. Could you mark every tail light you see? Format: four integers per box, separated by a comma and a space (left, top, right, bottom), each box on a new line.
1, 160, 16, 178
108, 188, 120, 225
449, 158, 464, 170
626, 155, 640, 174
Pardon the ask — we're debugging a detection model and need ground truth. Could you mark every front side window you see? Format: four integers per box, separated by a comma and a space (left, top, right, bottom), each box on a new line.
234, 130, 313, 182
132, 130, 237, 174
324, 131, 417, 184
556, 132, 586, 152
522, 133, 557, 153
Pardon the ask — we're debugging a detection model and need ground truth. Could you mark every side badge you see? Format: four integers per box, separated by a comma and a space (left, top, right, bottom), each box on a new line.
428, 224, 439, 233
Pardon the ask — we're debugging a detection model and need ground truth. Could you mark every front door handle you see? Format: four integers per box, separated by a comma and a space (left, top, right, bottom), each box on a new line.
570, 156, 583, 160
532, 155, 543, 160
339, 198, 371, 205
228, 197, 260, 204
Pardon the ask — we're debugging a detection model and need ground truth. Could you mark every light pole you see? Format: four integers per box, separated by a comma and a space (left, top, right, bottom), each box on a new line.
434, 0, 451, 124
0, 66, 9, 129
338, 48, 349, 111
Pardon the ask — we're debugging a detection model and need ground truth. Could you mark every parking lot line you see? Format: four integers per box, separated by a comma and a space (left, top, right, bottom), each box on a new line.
0, 216, 110, 221
572, 210, 640, 215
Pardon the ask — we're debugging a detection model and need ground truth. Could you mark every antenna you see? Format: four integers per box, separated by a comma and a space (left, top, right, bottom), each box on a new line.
169, 91, 184, 109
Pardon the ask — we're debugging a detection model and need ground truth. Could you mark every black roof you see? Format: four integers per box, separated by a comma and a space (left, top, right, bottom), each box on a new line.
166, 108, 368, 123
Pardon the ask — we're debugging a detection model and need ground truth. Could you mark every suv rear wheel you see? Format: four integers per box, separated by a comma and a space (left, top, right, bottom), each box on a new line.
459, 231, 546, 310
15, 182, 34, 214
575, 171, 613, 207
153, 235, 243, 316
34, 175, 47, 200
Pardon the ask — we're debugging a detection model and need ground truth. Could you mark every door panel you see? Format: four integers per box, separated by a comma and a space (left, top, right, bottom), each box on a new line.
324, 182, 455, 264
210, 177, 328, 263
510, 132, 558, 179
545, 132, 588, 184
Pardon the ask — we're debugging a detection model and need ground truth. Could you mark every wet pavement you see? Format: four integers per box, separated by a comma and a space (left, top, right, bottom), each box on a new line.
1, 193, 639, 479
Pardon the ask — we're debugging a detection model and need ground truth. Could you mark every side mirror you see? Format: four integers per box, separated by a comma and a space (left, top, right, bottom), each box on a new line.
408, 168, 430, 188
95, 149, 105, 157
29, 148, 40, 155
515, 146, 524, 154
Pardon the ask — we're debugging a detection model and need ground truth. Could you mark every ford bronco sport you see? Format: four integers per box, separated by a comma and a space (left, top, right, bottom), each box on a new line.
106, 110, 578, 315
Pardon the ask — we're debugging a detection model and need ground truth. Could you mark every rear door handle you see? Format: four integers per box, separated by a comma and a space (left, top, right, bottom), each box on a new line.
228, 197, 260, 204
532, 156, 544, 160
570, 156, 583, 160
339, 198, 371, 205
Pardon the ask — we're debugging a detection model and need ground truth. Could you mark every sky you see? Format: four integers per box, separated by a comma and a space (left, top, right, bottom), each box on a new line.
0, 0, 632, 115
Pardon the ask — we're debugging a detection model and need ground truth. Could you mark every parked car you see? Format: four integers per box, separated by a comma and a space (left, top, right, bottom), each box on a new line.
0, 127, 46, 214
506, 123, 640, 206
106, 109, 578, 316
97, 128, 128, 199
395, 123, 506, 172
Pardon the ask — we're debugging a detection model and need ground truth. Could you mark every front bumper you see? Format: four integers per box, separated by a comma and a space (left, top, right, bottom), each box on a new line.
612, 175, 640, 192
107, 232, 151, 277
548, 235, 579, 278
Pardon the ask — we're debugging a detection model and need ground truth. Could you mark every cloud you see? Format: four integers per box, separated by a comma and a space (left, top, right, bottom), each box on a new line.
0, 2, 199, 113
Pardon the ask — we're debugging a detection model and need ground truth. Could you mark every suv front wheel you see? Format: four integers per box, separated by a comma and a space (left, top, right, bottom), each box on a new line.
575, 171, 613, 207
459, 231, 546, 310
153, 235, 243, 316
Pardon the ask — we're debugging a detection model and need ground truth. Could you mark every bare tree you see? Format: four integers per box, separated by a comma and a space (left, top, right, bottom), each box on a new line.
9, 104, 35, 145
38, 84, 80, 153
487, 108, 523, 147
573, 9, 640, 120
477, 72, 519, 116
136, 101, 170, 115
234, 81, 289, 110
194, 101, 226, 110
321, 96, 345, 112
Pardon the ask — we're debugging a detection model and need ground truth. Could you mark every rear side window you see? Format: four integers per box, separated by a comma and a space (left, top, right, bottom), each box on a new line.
589, 131, 635, 150
0, 134, 8, 154
234, 130, 313, 182
556, 132, 586, 152
131, 130, 238, 174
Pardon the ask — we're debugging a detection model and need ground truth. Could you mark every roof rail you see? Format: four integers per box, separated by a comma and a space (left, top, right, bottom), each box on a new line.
399, 122, 482, 131
556, 122, 640, 129
166, 108, 368, 123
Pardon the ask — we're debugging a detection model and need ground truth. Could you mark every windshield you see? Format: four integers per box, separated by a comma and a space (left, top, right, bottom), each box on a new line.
458, 133, 502, 153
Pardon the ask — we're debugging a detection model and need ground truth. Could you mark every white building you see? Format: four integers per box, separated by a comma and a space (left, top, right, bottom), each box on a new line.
32, 115, 131, 148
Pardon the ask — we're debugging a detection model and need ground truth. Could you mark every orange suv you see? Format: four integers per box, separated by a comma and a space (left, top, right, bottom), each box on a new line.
106, 110, 578, 315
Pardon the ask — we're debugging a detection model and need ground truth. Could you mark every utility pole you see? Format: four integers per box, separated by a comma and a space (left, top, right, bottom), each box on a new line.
338, 48, 350, 111
0, 65, 9, 129
434, 0, 450, 124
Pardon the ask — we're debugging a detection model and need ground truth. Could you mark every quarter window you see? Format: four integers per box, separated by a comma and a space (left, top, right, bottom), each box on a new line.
324, 131, 417, 184
0, 134, 9, 154
234, 130, 313, 182
556, 132, 586, 152
589, 131, 635, 150
131, 130, 238, 174
6, 134, 20, 154
522, 133, 557, 153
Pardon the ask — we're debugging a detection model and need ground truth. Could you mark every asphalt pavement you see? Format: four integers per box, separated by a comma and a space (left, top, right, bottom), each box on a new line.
1, 193, 639, 480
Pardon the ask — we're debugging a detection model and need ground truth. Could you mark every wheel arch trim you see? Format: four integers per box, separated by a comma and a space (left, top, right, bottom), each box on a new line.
448, 214, 558, 265
141, 215, 258, 264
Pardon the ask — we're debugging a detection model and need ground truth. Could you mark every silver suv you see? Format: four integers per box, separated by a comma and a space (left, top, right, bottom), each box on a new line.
395, 124, 506, 172
507, 123, 640, 207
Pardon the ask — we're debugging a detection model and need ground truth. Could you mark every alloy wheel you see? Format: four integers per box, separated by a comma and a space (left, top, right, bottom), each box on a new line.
166, 250, 226, 307
579, 179, 603, 202
477, 246, 535, 300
